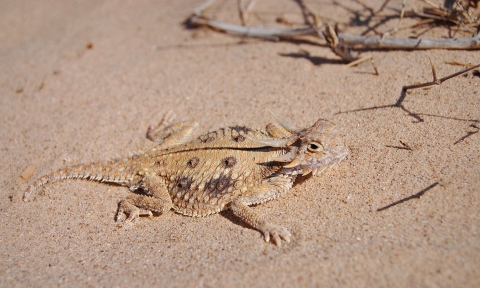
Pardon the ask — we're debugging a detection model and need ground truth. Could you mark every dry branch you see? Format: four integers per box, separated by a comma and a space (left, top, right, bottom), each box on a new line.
339, 32, 480, 49
189, 15, 480, 50
190, 16, 316, 40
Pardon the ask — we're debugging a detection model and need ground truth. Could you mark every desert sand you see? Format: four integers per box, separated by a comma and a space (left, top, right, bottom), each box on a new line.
1, 0, 479, 287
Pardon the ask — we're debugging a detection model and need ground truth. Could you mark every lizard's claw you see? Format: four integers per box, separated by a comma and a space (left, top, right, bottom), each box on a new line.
115, 200, 155, 226
115, 200, 140, 225
260, 223, 291, 246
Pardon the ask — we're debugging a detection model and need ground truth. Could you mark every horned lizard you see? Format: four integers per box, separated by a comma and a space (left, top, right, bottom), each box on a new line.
24, 113, 348, 246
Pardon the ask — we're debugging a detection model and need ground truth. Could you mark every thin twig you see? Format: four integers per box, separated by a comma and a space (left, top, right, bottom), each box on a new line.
386, 140, 413, 150
403, 62, 480, 91
323, 25, 359, 62
445, 61, 475, 66
344, 56, 372, 68
429, 57, 439, 83
239, 0, 257, 26
382, 0, 407, 37
193, 0, 218, 16
342, 56, 379, 75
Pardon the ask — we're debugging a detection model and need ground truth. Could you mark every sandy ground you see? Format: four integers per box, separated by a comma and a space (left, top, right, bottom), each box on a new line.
1, 0, 479, 287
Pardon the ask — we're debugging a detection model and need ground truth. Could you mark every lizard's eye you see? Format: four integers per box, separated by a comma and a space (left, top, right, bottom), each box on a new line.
307, 142, 323, 152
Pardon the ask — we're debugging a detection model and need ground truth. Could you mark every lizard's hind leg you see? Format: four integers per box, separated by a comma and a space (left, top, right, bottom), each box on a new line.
147, 112, 198, 149
116, 172, 173, 224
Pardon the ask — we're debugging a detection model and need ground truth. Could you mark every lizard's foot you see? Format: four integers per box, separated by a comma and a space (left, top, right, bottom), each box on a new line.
146, 111, 177, 142
115, 200, 139, 224
115, 192, 172, 225
146, 114, 199, 148
115, 200, 152, 225
259, 223, 292, 246
230, 199, 292, 246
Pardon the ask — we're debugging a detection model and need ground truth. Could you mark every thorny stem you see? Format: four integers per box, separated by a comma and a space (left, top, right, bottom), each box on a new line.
403, 63, 480, 91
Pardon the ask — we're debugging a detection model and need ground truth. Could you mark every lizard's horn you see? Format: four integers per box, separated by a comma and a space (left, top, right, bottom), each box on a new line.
283, 157, 301, 168
271, 152, 294, 162
246, 136, 290, 147
269, 110, 300, 133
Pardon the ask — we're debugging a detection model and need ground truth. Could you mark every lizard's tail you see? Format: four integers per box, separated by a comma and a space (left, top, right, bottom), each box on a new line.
23, 158, 138, 201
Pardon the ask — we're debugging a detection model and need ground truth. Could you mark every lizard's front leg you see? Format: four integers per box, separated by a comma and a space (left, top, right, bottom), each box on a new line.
229, 176, 295, 246
116, 172, 173, 224
230, 200, 292, 246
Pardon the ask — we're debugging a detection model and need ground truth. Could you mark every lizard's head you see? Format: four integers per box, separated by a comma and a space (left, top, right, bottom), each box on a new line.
284, 118, 349, 176
249, 115, 348, 176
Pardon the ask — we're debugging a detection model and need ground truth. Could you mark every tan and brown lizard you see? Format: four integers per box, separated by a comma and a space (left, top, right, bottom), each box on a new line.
24, 113, 348, 246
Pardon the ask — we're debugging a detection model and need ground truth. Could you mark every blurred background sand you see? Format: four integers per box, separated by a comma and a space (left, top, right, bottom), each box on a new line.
0, 0, 479, 286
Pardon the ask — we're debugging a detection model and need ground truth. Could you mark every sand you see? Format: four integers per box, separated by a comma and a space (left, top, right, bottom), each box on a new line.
1, 0, 479, 287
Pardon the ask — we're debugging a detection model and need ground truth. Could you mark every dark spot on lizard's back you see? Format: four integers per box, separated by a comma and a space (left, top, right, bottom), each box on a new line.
221, 156, 237, 168
186, 157, 200, 168
205, 174, 234, 197
230, 126, 253, 134
176, 176, 193, 190
230, 126, 252, 142
198, 131, 217, 143
232, 134, 245, 142
216, 176, 230, 192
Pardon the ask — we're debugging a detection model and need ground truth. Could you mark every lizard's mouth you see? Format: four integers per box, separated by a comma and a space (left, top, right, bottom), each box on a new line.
280, 144, 349, 177
308, 147, 349, 176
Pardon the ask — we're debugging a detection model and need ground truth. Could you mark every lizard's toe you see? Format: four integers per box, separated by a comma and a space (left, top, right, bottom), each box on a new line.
116, 200, 140, 225
261, 224, 291, 246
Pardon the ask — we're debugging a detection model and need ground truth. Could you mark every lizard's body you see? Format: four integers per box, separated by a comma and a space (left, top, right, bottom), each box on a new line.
24, 114, 348, 245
